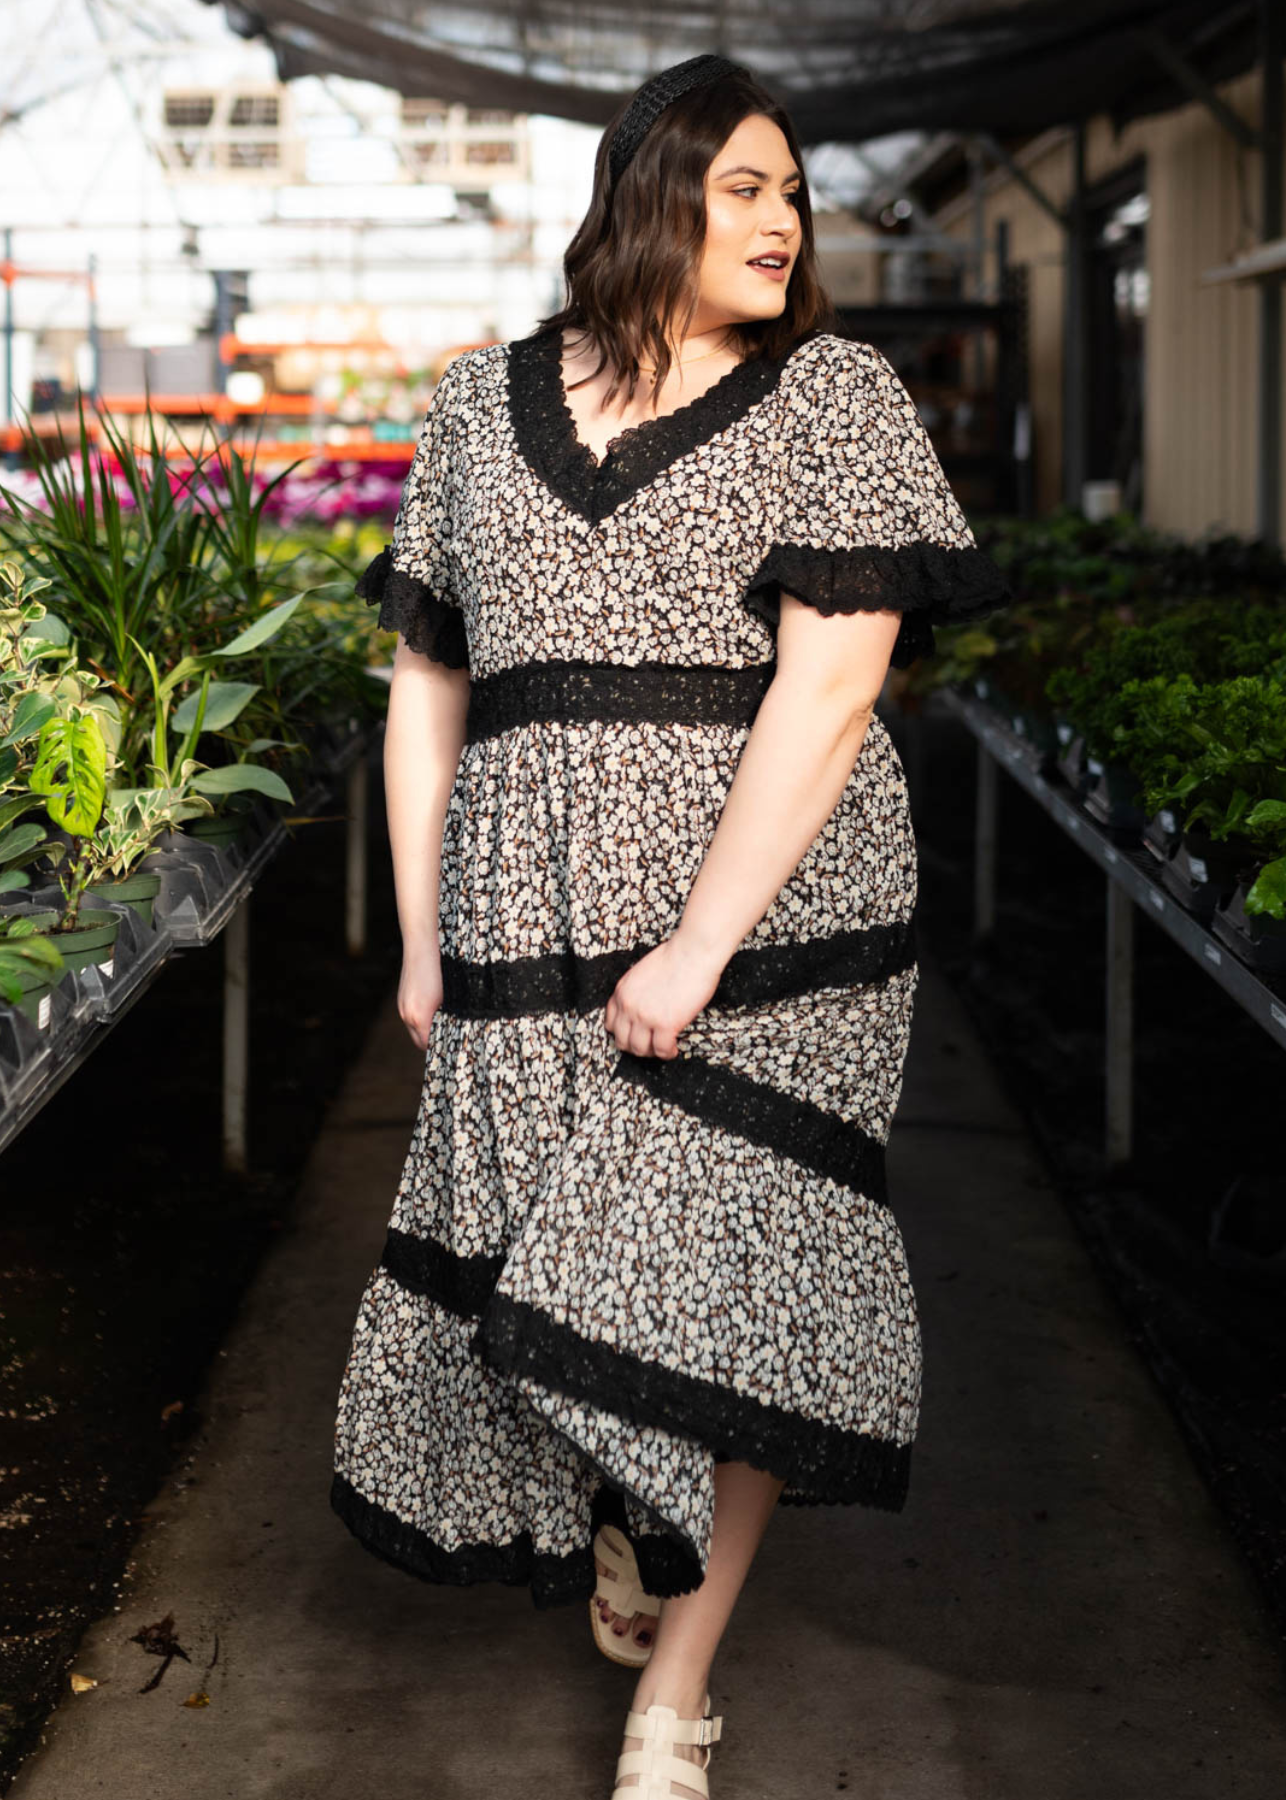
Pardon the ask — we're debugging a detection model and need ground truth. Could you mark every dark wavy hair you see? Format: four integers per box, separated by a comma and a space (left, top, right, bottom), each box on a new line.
535, 64, 839, 408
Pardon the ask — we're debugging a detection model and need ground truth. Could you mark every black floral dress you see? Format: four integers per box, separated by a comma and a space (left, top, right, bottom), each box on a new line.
330, 323, 1009, 1607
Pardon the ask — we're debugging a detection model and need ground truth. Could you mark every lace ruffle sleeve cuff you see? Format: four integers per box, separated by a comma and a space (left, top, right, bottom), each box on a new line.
743, 539, 1013, 670
356, 544, 470, 669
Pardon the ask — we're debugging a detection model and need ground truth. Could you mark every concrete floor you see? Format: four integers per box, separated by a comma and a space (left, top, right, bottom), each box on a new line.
12, 952, 1286, 1799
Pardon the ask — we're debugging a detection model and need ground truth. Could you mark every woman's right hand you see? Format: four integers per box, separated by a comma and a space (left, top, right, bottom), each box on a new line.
398, 944, 444, 1051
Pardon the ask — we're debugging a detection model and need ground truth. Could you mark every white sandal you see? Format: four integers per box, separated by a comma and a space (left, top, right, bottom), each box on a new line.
611, 1695, 723, 1799
590, 1524, 663, 1667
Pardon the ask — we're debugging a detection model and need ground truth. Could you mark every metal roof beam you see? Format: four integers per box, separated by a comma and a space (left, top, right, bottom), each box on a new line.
976, 132, 1065, 231
1132, 24, 1260, 150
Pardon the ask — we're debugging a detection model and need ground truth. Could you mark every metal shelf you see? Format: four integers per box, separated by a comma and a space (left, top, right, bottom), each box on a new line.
939, 688, 1286, 1164
0, 723, 380, 1163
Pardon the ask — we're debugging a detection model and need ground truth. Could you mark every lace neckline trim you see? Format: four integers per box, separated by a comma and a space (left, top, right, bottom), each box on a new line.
507, 322, 819, 525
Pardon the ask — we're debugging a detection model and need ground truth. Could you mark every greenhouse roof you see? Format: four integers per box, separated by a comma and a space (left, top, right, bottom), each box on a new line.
201, 0, 1261, 145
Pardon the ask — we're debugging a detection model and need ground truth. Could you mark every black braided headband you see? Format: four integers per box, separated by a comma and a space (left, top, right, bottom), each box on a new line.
608, 53, 747, 185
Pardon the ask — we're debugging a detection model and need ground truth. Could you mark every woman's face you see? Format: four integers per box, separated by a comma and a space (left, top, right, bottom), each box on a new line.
693, 113, 802, 334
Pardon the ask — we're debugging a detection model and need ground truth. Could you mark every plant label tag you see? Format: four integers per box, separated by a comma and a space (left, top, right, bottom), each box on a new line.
102, 959, 114, 979
1087, 756, 1104, 776
38, 994, 51, 1030
1160, 810, 1176, 833
1189, 857, 1208, 883
1203, 943, 1221, 966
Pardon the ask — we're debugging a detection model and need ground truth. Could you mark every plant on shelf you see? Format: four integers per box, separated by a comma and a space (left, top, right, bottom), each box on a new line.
1239, 798, 1286, 921
0, 914, 64, 1018
1114, 673, 1286, 890
1042, 605, 1286, 760
0, 392, 384, 793
27, 707, 112, 931
0, 556, 120, 897
973, 509, 1286, 612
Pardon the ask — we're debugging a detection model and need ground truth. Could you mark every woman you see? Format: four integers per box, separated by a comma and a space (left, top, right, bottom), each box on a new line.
332, 52, 1009, 1800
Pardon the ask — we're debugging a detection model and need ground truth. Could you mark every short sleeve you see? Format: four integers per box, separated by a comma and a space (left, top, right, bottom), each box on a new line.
745, 338, 1011, 669
354, 353, 469, 668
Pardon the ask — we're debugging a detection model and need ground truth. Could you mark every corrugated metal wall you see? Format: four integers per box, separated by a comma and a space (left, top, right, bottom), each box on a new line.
932, 66, 1283, 537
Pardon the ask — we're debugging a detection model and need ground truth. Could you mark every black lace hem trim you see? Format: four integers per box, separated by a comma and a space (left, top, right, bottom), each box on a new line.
471, 1295, 913, 1511
356, 544, 470, 667
441, 916, 916, 1019
508, 323, 822, 525
593, 1487, 707, 1602
612, 1045, 889, 1207
329, 1471, 598, 1609
382, 1226, 504, 1317
745, 540, 1012, 669
465, 656, 775, 743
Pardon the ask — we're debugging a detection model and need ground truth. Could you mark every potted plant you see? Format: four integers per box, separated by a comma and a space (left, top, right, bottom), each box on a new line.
0, 914, 64, 1026
15, 708, 122, 969
1211, 797, 1286, 971
1118, 674, 1286, 922
0, 562, 67, 902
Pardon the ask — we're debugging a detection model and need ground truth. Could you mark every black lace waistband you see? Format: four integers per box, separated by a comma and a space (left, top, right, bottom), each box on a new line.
441, 916, 916, 1017
464, 657, 776, 742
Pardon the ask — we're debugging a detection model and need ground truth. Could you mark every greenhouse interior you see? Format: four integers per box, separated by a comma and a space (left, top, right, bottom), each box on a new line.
1, 2, 1285, 1795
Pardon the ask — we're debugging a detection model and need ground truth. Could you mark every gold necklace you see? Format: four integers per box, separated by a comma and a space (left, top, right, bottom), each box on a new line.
636, 337, 735, 374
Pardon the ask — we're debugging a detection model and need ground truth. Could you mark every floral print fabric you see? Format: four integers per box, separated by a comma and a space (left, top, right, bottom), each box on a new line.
331, 325, 1010, 1607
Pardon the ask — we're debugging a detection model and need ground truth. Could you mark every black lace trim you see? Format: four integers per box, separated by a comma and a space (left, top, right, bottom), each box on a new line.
441, 916, 916, 1019
594, 1484, 706, 1588
465, 657, 775, 743
356, 544, 470, 667
507, 323, 822, 525
745, 540, 1013, 669
612, 1046, 889, 1207
472, 1295, 913, 1511
329, 1471, 597, 1610
382, 1226, 504, 1317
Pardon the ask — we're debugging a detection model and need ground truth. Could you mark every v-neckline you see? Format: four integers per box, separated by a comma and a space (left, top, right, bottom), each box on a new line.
555, 332, 752, 471
507, 322, 819, 526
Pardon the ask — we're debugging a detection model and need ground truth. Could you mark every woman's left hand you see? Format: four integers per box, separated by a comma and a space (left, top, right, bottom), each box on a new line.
604, 930, 728, 1058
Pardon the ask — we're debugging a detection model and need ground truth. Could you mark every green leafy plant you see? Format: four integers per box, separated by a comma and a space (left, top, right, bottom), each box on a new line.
0, 391, 382, 793
1111, 674, 1286, 864
27, 708, 111, 928
1241, 799, 1286, 920
0, 914, 63, 1007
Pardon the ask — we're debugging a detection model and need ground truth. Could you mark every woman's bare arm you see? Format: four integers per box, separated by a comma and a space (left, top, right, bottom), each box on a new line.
603, 594, 904, 1057
676, 594, 902, 963
383, 635, 470, 1049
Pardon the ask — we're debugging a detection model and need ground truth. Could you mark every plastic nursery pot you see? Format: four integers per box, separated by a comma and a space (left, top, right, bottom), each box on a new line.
1212, 880, 1286, 975
86, 868, 163, 926
1081, 757, 1148, 838
1161, 827, 1258, 921
1178, 826, 1258, 892
1142, 806, 1183, 864
187, 813, 250, 848
13, 906, 121, 975
7, 957, 61, 1027
1052, 717, 1092, 798
1009, 707, 1059, 758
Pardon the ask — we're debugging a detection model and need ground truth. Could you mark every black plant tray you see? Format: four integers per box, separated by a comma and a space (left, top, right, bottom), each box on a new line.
1080, 761, 1148, 843
1142, 807, 1183, 864
1159, 842, 1232, 922
1212, 883, 1286, 975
